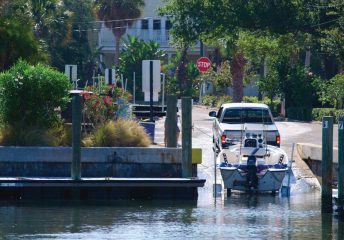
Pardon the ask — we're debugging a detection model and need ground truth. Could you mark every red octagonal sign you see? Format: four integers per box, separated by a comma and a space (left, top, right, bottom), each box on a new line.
196, 57, 212, 72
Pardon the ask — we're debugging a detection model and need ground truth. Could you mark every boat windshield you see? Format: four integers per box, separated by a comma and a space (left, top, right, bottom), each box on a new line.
222, 108, 273, 124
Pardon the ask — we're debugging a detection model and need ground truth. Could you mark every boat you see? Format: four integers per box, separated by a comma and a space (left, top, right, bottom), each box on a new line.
217, 132, 289, 195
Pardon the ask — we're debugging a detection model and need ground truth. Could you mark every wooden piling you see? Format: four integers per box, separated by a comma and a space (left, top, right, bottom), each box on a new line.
166, 95, 177, 147
149, 61, 154, 122
338, 117, 344, 206
71, 94, 82, 180
322, 116, 333, 212
182, 97, 192, 178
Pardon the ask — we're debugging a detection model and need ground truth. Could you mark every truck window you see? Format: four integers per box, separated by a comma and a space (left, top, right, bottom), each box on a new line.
217, 107, 223, 119
222, 108, 273, 124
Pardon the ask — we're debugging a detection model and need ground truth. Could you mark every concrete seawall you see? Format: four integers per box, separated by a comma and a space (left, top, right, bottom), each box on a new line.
296, 143, 338, 184
0, 147, 197, 178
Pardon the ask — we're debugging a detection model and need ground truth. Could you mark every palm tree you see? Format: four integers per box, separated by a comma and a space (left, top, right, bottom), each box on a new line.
95, 0, 145, 67
230, 51, 245, 102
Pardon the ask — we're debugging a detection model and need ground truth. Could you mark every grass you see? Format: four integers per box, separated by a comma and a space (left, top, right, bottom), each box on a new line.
83, 119, 151, 147
0, 120, 151, 147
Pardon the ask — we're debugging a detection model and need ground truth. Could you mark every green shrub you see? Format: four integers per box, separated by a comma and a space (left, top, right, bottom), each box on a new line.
263, 97, 281, 115
312, 108, 344, 123
83, 119, 151, 147
287, 107, 312, 121
0, 60, 71, 128
216, 95, 232, 107
242, 96, 259, 103
202, 95, 217, 107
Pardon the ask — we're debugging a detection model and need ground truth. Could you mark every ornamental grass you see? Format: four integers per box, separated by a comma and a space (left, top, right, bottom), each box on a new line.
83, 119, 151, 147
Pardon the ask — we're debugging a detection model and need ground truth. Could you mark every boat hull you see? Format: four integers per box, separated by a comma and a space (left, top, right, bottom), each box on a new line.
220, 167, 287, 192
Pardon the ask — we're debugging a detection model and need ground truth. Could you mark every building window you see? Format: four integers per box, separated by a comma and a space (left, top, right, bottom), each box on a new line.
153, 19, 161, 30
141, 19, 148, 29
166, 20, 172, 30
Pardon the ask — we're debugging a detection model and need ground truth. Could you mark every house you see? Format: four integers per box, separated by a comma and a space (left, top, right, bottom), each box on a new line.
96, 0, 201, 68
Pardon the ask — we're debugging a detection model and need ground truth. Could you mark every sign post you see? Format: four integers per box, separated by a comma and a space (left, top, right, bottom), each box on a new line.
196, 57, 212, 103
65, 65, 78, 89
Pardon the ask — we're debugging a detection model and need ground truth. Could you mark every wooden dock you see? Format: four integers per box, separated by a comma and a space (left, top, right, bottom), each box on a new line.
0, 177, 205, 201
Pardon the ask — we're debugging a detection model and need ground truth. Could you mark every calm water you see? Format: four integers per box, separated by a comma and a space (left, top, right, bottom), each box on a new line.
0, 190, 343, 240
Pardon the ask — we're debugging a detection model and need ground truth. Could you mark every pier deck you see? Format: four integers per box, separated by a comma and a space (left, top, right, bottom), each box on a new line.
0, 177, 205, 201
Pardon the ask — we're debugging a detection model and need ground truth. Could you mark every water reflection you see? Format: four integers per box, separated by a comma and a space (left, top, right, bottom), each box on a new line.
338, 217, 344, 240
322, 213, 333, 240
0, 193, 343, 239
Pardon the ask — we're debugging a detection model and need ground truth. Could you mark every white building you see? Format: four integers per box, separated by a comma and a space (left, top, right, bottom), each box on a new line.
97, 0, 201, 67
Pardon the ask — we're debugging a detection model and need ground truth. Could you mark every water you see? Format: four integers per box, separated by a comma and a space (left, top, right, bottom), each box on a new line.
1, 114, 342, 239
0, 191, 343, 240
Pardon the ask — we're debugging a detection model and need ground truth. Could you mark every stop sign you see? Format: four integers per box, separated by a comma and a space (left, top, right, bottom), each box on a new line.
196, 57, 212, 72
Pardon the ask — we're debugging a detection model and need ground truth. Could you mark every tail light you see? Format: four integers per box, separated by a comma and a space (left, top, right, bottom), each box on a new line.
276, 135, 281, 146
221, 135, 226, 144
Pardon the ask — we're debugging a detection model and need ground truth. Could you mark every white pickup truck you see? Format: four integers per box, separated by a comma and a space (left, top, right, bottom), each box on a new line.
209, 103, 280, 151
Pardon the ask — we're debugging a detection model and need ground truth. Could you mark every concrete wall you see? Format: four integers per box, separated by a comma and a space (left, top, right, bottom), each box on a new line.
0, 147, 197, 178
297, 143, 338, 183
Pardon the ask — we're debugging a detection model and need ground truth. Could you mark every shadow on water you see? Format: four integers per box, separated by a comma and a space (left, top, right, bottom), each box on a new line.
224, 192, 280, 208
0, 199, 198, 238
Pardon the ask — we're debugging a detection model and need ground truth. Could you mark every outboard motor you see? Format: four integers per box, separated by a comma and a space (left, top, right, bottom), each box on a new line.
246, 155, 258, 189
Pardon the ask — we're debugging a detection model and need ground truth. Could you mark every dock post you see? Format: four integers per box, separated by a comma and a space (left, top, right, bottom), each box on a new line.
149, 61, 154, 122
182, 97, 192, 178
322, 116, 333, 212
166, 95, 177, 147
338, 117, 344, 209
71, 94, 82, 180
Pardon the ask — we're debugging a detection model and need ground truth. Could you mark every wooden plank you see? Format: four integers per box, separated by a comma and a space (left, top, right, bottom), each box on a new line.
0, 177, 206, 188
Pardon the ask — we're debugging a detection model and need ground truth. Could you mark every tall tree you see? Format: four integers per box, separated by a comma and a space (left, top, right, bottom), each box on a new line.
159, 0, 206, 97
95, 0, 145, 67
159, 0, 317, 101
0, 0, 45, 70
54, 0, 96, 84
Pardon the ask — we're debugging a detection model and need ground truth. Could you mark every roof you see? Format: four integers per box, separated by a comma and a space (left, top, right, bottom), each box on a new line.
220, 102, 269, 109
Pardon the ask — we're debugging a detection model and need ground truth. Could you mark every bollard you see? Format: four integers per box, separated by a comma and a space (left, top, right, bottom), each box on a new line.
182, 97, 192, 178
166, 95, 177, 147
339, 117, 344, 207
322, 116, 333, 213
71, 94, 82, 180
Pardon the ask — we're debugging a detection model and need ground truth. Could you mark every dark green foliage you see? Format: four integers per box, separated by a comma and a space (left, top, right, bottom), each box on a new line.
312, 108, 344, 123
0, 0, 45, 70
49, 0, 96, 85
119, 36, 165, 100
0, 60, 71, 128
271, 58, 316, 121
202, 95, 218, 107
202, 95, 232, 108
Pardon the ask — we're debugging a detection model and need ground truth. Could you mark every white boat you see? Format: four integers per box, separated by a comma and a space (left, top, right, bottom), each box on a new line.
217, 133, 289, 195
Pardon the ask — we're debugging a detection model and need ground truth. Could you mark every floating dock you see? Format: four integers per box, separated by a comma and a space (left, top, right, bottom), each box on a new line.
0, 177, 205, 201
